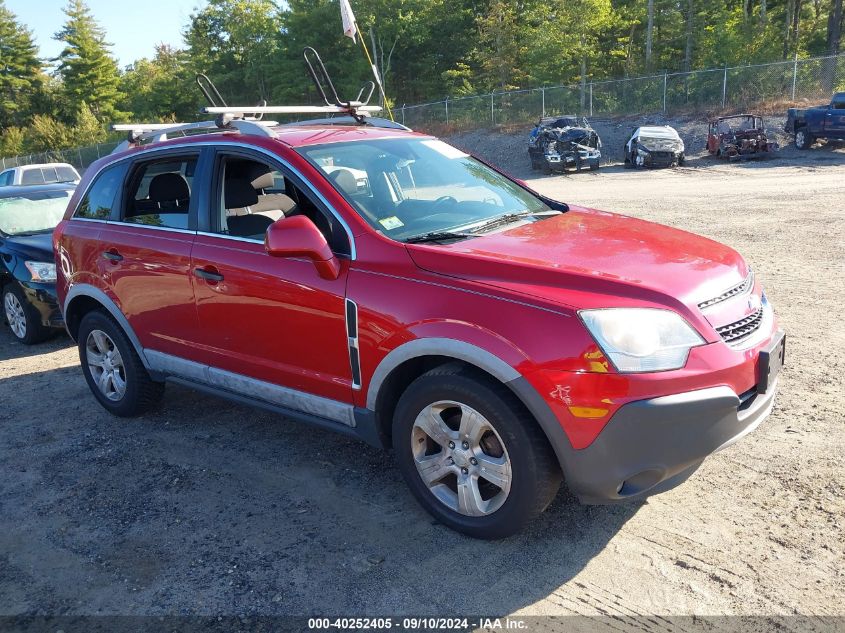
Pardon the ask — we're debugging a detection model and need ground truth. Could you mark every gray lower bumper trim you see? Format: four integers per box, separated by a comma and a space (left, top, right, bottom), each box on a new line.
564, 381, 779, 504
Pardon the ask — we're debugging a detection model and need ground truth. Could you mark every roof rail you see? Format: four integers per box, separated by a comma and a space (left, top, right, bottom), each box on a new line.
202, 104, 382, 118
110, 118, 277, 154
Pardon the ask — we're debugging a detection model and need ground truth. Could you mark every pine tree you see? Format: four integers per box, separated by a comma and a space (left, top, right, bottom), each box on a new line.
0, 0, 43, 129
53, 0, 123, 122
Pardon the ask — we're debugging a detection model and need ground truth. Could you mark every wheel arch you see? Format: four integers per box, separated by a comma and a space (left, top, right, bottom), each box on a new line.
63, 284, 152, 371
366, 338, 573, 472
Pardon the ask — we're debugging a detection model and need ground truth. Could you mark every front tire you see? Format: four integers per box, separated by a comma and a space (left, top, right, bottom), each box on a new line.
3, 283, 48, 345
392, 365, 561, 539
78, 310, 164, 417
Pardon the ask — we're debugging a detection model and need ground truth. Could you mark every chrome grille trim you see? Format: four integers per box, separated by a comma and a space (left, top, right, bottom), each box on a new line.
698, 272, 754, 310
716, 306, 764, 344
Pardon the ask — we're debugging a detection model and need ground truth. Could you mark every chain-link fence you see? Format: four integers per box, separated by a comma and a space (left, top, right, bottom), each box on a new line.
398, 53, 845, 130
0, 141, 120, 175
2, 53, 844, 168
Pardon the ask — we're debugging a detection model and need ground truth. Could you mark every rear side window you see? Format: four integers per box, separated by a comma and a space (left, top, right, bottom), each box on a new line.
120, 156, 197, 230
21, 169, 46, 185
74, 163, 128, 220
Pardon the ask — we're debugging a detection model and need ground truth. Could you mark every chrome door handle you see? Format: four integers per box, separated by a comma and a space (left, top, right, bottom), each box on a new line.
194, 267, 224, 282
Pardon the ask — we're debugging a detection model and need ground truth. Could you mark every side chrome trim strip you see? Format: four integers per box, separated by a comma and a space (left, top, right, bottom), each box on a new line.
145, 350, 356, 427
70, 140, 357, 260
345, 299, 361, 390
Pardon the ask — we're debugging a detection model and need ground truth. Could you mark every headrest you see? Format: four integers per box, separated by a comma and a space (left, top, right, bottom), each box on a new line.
239, 162, 276, 191
329, 169, 358, 195
251, 171, 275, 191
225, 177, 259, 209
149, 173, 189, 203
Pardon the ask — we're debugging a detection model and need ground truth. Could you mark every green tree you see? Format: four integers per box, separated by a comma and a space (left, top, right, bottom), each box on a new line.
120, 45, 200, 122
53, 0, 124, 122
0, 0, 43, 129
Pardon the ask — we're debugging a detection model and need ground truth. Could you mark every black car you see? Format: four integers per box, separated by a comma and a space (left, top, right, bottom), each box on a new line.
0, 183, 73, 343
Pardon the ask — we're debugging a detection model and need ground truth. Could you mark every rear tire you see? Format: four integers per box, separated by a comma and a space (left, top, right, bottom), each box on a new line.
78, 310, 164, 417
795, 129, 813, 149
392, 365, 561, 539
3, 283, 49, 345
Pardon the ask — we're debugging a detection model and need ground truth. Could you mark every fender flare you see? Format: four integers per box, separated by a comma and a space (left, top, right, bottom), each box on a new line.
63, 284, 152, 371
365, 337, 574, 471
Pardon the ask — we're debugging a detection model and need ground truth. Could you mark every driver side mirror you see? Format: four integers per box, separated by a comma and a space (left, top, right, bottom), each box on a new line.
265, 215, 341, 280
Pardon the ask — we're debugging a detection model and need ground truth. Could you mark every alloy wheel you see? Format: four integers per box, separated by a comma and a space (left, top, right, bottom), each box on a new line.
795, 131, 805, 147
411, 400, 512, 517
85, 329, 127, 401
4, 291, 27, 339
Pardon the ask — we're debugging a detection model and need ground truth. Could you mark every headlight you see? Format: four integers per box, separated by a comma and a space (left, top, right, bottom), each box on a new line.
579, 308, 704, 372
24, 261, 57, 283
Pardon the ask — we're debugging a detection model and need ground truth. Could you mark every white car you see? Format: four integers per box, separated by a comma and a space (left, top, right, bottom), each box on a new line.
624, 126, 685, 168
0, 163, 81, 187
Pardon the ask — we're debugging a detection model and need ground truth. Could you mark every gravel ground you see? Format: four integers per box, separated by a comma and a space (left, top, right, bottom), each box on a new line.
1, 129, 843, 622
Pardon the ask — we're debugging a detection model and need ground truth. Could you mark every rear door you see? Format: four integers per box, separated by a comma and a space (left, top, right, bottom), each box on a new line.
189, 148, 354, 405
97, 148, 210, 361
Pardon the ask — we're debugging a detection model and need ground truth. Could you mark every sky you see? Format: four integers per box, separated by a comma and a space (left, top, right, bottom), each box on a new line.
7, 0, 202, 68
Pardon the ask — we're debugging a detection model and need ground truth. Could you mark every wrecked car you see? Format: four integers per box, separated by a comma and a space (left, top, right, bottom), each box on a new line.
707, 115, 778, 159
624, 126, 685, 168
528, 116, 602, 173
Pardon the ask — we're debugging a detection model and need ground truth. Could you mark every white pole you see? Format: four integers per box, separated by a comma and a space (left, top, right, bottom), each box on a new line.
722, 66, 727, 108
663, 72, 668, 112
490, 92, 495, 124
589, 83, 593, 117
445, 98, 449, 125
792, 53, 798, 100
541, 87, 545, 118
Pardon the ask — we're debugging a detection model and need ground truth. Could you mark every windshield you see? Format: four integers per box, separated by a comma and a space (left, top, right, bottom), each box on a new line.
0, 190, 71, 236
298, 138, 550, 242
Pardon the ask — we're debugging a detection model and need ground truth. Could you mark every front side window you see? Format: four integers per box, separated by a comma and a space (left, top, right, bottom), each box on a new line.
120, 156, 197, 229
298, 138, 550, 242
0, 171, 12, 186
0, 189, 72, 236
75, 163, 127, 220
20, 168, 46, 186
211, 154, 349, 255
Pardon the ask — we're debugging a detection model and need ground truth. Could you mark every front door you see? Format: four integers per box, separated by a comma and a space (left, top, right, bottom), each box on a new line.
190, 149, 354, 406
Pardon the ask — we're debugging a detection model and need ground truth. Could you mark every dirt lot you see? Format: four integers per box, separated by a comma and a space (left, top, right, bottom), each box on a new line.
1, 134, 843, 623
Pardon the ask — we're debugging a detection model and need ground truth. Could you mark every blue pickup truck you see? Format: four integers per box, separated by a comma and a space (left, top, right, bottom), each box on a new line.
785, 92, 845, 149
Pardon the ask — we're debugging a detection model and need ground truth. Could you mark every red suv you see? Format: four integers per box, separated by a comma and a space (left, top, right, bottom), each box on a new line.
54, 118, 785, 538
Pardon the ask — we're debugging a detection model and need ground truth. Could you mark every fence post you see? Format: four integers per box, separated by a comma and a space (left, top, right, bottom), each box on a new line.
490, 92, 495, 125
401, 105, 405, 126
541, 87, 545, 118
792, 53, 798, 100
663, 72, 668, 112
589, 83, 593, 117
445, 98, 449, 125
722, 66, 727, 108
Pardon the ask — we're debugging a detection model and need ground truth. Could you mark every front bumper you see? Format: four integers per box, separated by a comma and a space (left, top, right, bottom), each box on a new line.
564, 379, 779, 504
20, 282, 64, 328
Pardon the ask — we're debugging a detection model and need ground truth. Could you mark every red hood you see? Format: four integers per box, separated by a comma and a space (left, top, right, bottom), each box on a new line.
407, 207, 749, 316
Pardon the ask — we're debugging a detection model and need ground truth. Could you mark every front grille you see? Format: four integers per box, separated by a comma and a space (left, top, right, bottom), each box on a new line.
716, 307, 764, 344
650, 151, 675, 160
698, 272, 754, 310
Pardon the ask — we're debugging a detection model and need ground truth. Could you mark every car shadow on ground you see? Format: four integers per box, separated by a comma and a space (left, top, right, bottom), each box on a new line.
0, 328, 72, 362
0, 366, 642, 616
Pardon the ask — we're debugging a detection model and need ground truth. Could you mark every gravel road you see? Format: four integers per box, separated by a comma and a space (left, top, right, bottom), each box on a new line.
1, 134, 843, 623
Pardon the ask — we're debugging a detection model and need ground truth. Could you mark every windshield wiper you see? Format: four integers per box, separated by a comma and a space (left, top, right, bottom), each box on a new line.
467, 210, 547, 234
403, 231, 475, 244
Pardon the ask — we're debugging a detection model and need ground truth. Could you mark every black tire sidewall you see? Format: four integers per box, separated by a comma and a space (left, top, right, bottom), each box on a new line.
392, 372, 556, 539
78, 311, 148, 416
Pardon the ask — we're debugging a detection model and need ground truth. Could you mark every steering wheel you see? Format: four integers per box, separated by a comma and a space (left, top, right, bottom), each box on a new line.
432, 195, 458, 211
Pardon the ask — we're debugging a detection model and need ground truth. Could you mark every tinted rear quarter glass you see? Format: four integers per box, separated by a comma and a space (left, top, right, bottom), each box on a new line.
21, 169, 46, 186
74, 163, 128, 220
